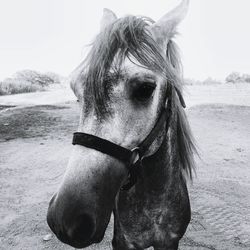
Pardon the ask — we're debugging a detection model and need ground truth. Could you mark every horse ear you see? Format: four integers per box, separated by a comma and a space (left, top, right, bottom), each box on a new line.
100, 8, 117, 30
150, 0, 189, 44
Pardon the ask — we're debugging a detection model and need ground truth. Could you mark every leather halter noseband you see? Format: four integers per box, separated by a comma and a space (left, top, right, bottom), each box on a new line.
72, 85, 185, 190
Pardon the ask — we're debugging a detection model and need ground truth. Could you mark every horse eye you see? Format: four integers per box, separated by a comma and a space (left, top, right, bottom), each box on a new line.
133, 83, 156, 102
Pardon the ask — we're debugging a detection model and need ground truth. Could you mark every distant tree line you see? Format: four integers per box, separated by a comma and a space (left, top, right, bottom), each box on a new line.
1, 69, 249, 95
185, 72, 250, 85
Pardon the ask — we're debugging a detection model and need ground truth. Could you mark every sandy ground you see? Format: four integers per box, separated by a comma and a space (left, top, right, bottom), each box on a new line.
0, 83, 250, 250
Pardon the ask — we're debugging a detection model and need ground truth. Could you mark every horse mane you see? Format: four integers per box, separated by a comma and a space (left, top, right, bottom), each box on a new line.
166, 39, 196, 179
73, 15, 196, 179
176, 102, 196, 179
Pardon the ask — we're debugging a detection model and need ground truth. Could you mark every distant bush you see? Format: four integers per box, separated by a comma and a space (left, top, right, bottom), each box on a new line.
242, 74, 250, 83
14, 70, 61, 86
225, 72, 241, 83
0, 70, 62, 95
225, 72, 250, 83
0, 78, 44, 95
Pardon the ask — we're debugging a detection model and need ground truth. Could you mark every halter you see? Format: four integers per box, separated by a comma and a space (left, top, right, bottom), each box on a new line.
72, 85, 185, 190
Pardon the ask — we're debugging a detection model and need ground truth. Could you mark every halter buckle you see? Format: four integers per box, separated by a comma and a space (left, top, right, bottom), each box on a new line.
130, 147, 141, 166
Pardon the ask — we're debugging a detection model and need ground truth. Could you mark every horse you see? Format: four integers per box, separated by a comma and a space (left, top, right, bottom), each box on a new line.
47, 0, 196, 249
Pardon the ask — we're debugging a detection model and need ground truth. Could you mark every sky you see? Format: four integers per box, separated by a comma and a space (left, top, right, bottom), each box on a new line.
0, 0, 249, 81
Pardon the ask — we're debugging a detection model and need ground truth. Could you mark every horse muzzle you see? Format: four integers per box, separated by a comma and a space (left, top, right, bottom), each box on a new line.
47, 191, 110, 248
46, 146, 127, 248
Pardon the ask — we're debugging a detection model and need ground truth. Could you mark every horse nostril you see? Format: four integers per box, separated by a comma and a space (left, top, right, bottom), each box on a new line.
67, 213, 96, 243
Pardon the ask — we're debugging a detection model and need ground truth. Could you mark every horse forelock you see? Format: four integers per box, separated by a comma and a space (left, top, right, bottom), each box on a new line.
74, 15, 183, 116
